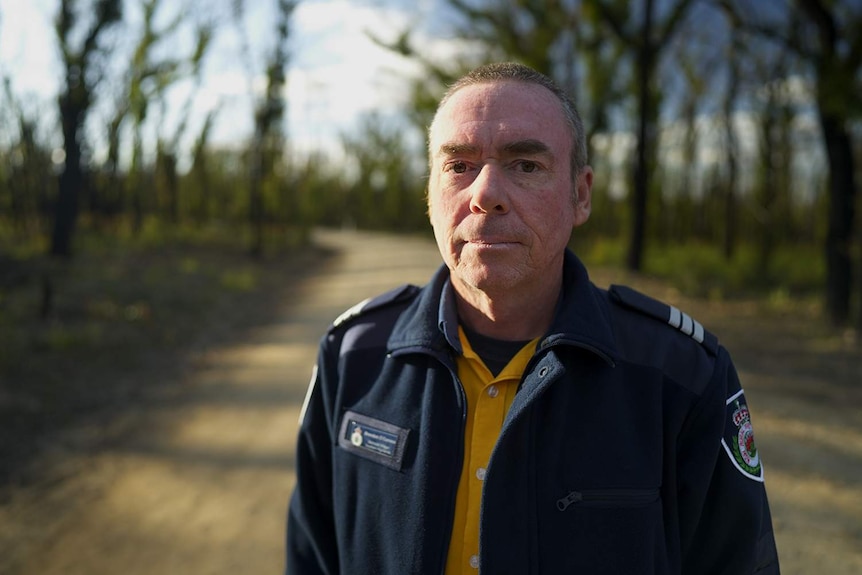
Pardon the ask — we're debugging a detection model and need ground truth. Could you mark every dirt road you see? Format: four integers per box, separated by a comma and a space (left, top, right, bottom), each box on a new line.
1, 230, 860, 574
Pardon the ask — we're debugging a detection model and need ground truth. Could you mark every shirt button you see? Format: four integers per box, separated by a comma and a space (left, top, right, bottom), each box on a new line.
476, 467, 486, 481
469, 554, 480, 569
487, 385, 499, 398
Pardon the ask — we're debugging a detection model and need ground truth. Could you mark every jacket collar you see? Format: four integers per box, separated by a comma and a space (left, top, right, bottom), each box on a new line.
388, 249, 618, 365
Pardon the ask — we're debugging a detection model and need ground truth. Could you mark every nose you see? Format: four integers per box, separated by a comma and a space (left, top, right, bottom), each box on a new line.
469, 164, 509, 215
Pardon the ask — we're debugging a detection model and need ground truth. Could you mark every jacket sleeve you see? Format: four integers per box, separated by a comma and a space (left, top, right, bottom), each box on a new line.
677, 347, 780, 574
286, 342, 340, 575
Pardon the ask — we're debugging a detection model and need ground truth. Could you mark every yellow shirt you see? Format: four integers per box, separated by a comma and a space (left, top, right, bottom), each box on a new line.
444, 327, 539, 574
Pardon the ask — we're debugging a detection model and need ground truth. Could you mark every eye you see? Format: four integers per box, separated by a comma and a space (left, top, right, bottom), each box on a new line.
516, 160, 538, 173
447, 161, 468, 174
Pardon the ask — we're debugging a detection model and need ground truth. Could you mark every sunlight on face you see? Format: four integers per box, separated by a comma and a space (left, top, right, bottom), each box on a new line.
427, 81, 591, 297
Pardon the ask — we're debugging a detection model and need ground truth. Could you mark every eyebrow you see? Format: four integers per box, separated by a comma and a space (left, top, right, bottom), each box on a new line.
436, 139, 551, 157
437, 142, 480, 157
502, 139, 551, 156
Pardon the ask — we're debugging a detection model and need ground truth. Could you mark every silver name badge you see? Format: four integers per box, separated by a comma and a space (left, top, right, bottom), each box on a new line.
338, 410, 410, 471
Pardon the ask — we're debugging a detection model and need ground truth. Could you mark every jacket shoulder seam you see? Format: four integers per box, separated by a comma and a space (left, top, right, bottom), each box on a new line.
608, 284, 718, 356
331, 284, 419, 329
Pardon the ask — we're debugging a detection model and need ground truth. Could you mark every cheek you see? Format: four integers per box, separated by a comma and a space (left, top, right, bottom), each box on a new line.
427, 195, 455, 248
427, 193, 445, 226
429, 187, 464, 225
526, 195, 575, 244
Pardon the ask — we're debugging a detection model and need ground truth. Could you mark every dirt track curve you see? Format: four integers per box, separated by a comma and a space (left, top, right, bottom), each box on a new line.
1, 229, 860, 574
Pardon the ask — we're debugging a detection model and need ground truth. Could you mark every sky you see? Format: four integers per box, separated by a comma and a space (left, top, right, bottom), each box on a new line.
0, 0, 829, 199
0, 0, 463, 164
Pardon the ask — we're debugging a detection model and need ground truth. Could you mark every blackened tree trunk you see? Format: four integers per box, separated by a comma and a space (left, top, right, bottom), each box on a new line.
626, 0, 654, 272
722, 30, 742, 261
729, 0, 860, 324
757, 96, 779, 277
820, 112, 856, 325
244, 0, 296, 257
50, 0, 122, 258
626, 0, 654, 271
51, 94, 84, 257
159, 148, 180, 224
249, 143, 265, 258
192, 111, 215, 225
798, 0, 860, 326
595, 0, 695, 272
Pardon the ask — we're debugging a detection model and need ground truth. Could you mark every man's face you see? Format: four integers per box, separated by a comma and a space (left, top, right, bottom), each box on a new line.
427, 80, 592, 297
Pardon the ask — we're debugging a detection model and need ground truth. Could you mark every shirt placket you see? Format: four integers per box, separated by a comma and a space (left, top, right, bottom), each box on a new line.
463, 374, 514, 571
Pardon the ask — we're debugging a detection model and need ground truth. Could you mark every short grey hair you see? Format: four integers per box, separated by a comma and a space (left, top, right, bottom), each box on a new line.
429, 62, 588, 181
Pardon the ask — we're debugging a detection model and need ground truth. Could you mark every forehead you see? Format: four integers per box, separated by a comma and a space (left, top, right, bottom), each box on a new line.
430, 81, 571, 154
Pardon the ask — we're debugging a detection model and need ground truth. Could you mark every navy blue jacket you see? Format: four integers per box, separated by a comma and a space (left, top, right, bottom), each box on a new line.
287, 250, 779, 574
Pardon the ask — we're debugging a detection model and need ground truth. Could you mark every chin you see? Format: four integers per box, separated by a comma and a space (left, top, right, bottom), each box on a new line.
455, 264, 522, 293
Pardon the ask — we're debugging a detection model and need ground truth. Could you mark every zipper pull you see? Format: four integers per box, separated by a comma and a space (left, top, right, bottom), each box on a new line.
556, 491, 582, 511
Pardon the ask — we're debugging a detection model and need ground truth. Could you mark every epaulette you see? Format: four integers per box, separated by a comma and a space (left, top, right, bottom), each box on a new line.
331, 284, 418, 328
609, 285, 719, 355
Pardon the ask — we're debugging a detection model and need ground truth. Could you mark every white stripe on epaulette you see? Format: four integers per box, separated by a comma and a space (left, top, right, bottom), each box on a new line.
668, 305, 705, 344
298, 364, 318, 426
333, 297, 372, 327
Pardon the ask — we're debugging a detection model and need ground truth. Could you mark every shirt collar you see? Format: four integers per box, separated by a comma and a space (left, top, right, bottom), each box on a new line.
388, 249, 618, 365
438, 278, 463, 355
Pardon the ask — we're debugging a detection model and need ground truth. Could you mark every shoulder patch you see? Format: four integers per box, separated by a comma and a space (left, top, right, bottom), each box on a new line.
721, 389, 764, 482
331, 284, 418, 328
609, 285, 718, 355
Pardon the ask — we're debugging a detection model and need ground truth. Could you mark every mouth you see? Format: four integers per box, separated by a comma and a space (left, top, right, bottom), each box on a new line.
455, 225, 522, 252
463, 238, 519, 249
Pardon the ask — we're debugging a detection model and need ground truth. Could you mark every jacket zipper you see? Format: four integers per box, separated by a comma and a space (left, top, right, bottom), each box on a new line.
556, 488, 660, 511
436, 352, 466, 575
390, 346, 465, 575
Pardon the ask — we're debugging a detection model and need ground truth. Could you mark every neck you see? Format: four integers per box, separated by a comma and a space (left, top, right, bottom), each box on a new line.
452, 273, 562, 341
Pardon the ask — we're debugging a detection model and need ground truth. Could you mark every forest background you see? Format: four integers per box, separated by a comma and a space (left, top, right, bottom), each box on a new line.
0, 0, 860, 480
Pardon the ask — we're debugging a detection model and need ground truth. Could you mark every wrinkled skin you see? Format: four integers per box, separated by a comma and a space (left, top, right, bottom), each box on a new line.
427, 80, 593, 339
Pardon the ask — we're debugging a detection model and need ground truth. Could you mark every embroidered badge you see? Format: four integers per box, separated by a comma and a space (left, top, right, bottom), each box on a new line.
350, 425, 365, 447
721, 390, 764, 482
338, 410, 410, 471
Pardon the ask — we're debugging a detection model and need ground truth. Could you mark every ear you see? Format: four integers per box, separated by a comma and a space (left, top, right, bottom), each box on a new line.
572, 166, 593, 227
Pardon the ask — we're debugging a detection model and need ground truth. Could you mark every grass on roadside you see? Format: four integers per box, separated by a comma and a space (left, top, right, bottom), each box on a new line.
573, 235, 826, 302
0, 221, 326, 484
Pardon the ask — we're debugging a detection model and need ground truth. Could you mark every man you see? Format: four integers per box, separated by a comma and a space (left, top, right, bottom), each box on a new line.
287, 62, 779, 574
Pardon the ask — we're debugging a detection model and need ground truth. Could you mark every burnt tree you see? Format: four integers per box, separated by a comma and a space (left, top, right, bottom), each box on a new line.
51, 0, 122, 257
